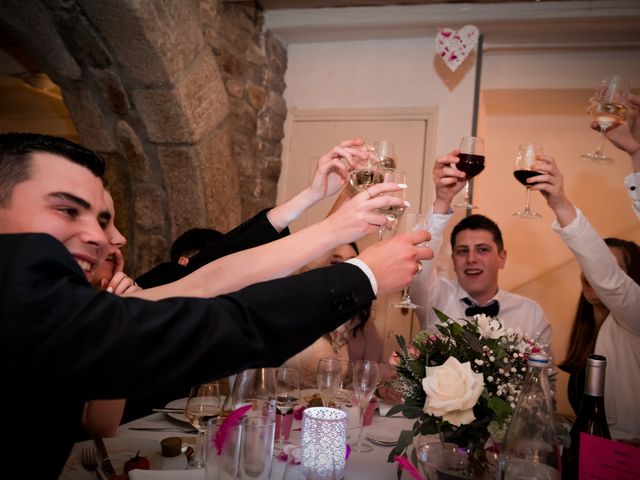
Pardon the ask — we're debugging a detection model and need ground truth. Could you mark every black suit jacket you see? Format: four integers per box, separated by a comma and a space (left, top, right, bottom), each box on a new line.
0, 233, 374, 478
136, 209, 286, 288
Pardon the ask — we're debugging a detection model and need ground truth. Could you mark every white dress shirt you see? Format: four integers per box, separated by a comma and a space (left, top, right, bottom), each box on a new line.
412, 210, 552, 347
553, 209, 640, 435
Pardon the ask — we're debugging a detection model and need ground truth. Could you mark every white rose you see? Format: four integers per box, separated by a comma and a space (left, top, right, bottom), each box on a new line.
422, 357, 484, 426
475, 314, 505, 339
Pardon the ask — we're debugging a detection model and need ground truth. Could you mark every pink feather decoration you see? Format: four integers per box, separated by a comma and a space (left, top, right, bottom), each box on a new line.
394, 455, 424, 480
213, 404, 252, 454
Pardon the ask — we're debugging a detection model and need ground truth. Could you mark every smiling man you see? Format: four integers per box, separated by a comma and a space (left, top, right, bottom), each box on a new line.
412, 150, 551, 347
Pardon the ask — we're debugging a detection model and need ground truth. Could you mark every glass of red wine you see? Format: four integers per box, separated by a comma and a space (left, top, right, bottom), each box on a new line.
513, 143, 543, 219
453, 136, 485, 210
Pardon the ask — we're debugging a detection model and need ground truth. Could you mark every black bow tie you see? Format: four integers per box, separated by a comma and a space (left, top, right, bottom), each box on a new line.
462, 298, 500, 318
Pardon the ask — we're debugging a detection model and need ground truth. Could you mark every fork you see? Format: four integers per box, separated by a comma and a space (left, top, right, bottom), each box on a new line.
81, 447, 104, 480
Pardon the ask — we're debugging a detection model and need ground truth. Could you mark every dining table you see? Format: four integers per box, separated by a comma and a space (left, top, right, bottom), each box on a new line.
59, 399, 416, 479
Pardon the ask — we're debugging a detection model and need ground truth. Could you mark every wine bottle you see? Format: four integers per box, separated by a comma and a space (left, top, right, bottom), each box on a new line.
498, 353, 561, 479
561, 354, 610, 480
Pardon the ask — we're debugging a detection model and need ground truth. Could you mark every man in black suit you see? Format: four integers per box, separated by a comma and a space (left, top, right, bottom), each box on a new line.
0, 132, 431, 478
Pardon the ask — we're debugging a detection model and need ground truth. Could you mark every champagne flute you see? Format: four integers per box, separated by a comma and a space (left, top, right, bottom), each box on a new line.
316, 358, 343, 407
453, 136, 485, 210
375, 167, 406, 241
390, 213, 429, 309
513, 143, 543, 219
581, 75, 630, 165
351, 360, 379, 453
374, 140, 396, 168
185, 382, 222, 468
274, 367, 300, 449
348, 145, 383, 193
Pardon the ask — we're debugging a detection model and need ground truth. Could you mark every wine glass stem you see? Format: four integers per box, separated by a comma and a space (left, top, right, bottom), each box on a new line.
192, 430, 206, 468
595, 126, 608, 154
378, 226, 384, 241
463, 182, 470, 202
357, 406, 365, 446
524, 187, 532, 211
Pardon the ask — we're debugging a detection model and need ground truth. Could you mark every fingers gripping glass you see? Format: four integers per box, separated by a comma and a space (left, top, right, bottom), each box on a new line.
391, 213, 429, 309
513, 143, 543, 219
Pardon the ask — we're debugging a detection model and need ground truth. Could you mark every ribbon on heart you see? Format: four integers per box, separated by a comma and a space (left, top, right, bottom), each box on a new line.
435, 25, 480, 72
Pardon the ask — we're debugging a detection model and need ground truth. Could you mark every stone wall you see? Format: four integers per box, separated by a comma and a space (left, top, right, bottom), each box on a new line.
0, 0, 287, 276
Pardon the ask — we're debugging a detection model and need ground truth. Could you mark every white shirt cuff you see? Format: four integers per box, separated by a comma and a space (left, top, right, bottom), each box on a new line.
345, 258, 378, 295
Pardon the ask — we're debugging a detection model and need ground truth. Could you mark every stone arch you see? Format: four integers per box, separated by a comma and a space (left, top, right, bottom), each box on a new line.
0, 0, 286, 275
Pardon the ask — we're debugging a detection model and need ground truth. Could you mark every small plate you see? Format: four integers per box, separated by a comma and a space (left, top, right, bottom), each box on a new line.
164, 398, 189, 424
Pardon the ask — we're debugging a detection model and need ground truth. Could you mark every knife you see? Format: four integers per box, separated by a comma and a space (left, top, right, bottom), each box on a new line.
93, 435, 117, 478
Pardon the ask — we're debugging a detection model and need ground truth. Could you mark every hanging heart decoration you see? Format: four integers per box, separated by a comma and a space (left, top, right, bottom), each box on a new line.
435, 25, 480, 72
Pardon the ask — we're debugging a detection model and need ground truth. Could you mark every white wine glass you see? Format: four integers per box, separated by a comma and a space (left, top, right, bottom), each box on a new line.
316, 358, 343, 407
229, 368, 276, 418
513, 143, 543, 219
582, 75, 630, 165
391, 213, 429, 309
374, 140, 396, 168
352, 360, 379, 453
185, 382, 222, 468
453, 136, 485, 210
375, 167, 406, 241
348, 145, 383, 193
274, 366, 300, 450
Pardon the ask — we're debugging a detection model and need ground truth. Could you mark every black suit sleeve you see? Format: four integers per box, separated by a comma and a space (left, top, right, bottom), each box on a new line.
136, 208, 287, 287
0, 233, 373, 400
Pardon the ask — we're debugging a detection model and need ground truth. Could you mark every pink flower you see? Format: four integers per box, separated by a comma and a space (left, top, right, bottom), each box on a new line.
408, 345, 420, 359
389, 351, 401, 366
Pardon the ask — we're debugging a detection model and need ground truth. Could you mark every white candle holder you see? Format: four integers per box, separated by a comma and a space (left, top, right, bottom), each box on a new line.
301, 407, 347, 480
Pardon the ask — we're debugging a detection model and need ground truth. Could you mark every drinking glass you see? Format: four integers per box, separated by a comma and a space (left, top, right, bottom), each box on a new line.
348, 144, 383, 193
391, 213, 429, 309
453, 136, 485, 210
351, 360, 379, 453
316, 358, 343, 407
239, 414, 275, 480
374, 140, 396, 168
206, 417, 242, 480
582, 75, 630, 165
375, 168, 406, 241
230, 368, 276, 419
274, 366, 300, 449
513, 143, 543, 219
185, 382, 222, 468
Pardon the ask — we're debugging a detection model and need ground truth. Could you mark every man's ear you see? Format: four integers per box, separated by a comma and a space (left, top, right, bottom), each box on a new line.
177, 256, 189, 266
499, 249, 507, 269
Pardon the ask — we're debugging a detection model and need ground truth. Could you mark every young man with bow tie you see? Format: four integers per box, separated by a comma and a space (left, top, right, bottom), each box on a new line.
411, 150, 551, 347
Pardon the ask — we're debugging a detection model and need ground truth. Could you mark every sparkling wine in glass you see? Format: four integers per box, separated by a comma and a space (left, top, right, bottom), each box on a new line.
348, 144, 383, 192
582, 75, 630, 165
274, 366, 300, 449
316, 358, 343, 407
513, 143, 543, 219
185, 382, 221, 468
453, 136, 485, 210
391, 213, 429, 309
375, 168, 406, 241
352, 360, 379, 453
374, 140, 396, 168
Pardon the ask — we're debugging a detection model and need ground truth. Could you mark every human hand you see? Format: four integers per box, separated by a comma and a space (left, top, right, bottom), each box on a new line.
322, 181, 410, 244
101, 250, 142, 295
433, 149, 466, 213
358, 230, 433, 295
305, 138, 370, 203
593, 92, 640, 158
527, 154, 576, 225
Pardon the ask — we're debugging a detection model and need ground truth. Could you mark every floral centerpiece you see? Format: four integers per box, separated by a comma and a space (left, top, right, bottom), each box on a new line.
387, 308, 547, 479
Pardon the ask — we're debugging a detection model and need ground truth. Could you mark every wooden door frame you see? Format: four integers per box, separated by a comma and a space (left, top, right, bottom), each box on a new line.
279, 107, 438, 214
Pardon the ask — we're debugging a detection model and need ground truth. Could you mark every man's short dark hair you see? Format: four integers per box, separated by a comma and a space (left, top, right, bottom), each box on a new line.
0, 132, 105, 205
170, 228, 223, 263
450, 214, 504, 252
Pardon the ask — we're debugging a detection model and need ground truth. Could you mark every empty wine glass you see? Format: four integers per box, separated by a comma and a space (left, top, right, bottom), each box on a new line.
453, 136, 485, 210
274, 367, 300, 449
582, 75, 630, 165
513, 143, 543, 219
374, 140, 396, 168
229, 368, 276, 418
185, 382, 222, 468
352, 360, 379, 453
391, 213, 429, 309
375, 167, 406, 241
316, 358, 343, 407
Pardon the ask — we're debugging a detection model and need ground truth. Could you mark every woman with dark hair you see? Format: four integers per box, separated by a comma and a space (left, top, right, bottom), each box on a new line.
530, 154, 640, 435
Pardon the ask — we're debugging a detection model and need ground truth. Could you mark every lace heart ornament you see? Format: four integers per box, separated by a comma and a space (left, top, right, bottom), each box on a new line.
435, 25, 480, 72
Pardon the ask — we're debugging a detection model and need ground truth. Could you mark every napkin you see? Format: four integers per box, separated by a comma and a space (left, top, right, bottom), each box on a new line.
129, 469, 205, 480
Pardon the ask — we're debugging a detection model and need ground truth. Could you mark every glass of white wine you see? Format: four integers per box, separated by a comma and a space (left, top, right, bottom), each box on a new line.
582, 75, 630, 165
348, 144, 383, 193
316, 358, 343, 407
351, 360, 379, 453
185, 382, 222, 468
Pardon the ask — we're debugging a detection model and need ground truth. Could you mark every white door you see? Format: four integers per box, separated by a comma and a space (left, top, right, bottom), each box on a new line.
278, 107, 436, 361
